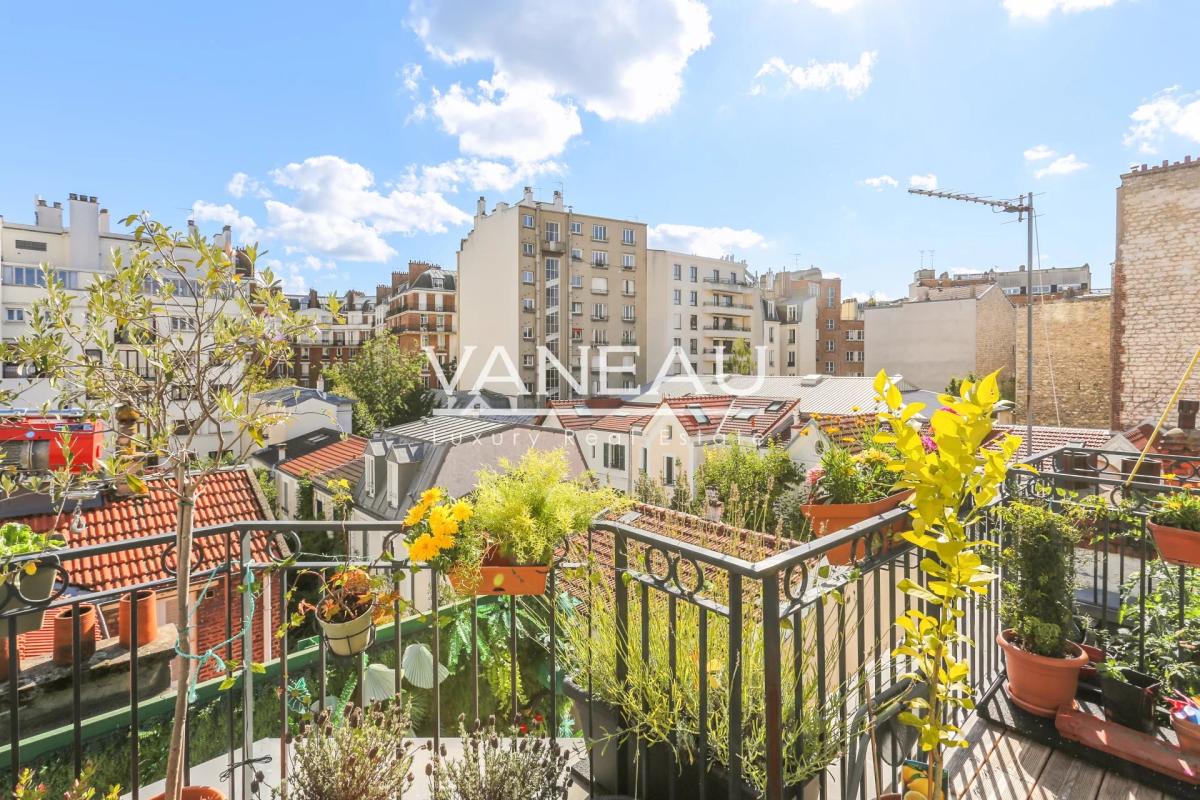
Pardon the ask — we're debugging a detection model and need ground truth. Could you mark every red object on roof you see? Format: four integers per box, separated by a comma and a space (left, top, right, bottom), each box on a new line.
0, 414, 104, 473
12, 467, 272, 594
278, 435, 366, 478
14, 605, 102, 662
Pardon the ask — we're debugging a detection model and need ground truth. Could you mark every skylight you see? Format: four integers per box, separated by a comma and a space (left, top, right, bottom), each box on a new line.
686, 404, 709, 424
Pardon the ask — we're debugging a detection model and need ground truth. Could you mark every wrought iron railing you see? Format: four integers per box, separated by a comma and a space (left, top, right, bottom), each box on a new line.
1, 447, 1196, 799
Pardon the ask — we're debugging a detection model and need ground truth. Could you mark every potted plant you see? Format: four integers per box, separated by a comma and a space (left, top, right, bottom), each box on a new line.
449, 449, 624, 596
1097, 661, 1161, 732
997, 501, 1088, 718
15, 762, 123, 800
287, 702, 417, 800
1170, 695, 1200, 755
306, 566, 400, 657
1149, 491, 1200, 568
798, 438, 909, 565
0, 522, 63, 634
428, 714, 571, 800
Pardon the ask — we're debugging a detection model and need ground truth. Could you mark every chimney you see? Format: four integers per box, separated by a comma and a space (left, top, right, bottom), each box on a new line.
275, 442, 287, 463
553, 189, 563, 209
34, 197, 64, 230
1180, 400, 1198, 430
522, 186, 533, 203
308, 288, 319, 307
67, 194, 100, 270
476, 196, 486, 217
376, 284, 390, 304
98, 208, 109, 234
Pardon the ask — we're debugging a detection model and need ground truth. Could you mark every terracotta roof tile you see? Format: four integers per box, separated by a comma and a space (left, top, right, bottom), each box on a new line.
716, 397, 799, 438
278, 435, 366, 478
664, 396, 733, 436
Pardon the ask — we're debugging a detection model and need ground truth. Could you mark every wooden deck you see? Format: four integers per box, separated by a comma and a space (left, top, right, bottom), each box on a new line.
946, 714, 1179, 799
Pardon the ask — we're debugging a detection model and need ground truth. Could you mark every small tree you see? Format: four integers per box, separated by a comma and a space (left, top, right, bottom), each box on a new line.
1, 214, 325, 800
724, 338, 755, 376
323, 334, 435, 434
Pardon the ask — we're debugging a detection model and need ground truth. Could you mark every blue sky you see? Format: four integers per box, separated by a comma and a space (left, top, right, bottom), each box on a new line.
2, 0, 1198, 299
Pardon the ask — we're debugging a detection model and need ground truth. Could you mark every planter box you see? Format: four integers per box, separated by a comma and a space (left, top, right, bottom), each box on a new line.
1149, 522, 1200, 569
1100, 667, 1160, 733
802, 492, 911, 565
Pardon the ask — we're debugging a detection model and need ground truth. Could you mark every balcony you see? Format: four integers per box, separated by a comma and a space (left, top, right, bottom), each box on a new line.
702, 324, 751, 335
702, 301, 753, 315
542, 239, 566, 255
703, 276, 754, 290
393, 323, 455, 334
1, 450, 1186, 799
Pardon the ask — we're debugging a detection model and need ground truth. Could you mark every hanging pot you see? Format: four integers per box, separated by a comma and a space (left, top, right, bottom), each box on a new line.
1149, 522, 1200, 568
1099, 667, 1160, 733
317, 604, 375, 657
52, 604, 97, 666
449, 547, 549, 596
118, 588, 159, 649
997, 629, 1087, 718
0, 560, 58, 634
802, 491, 912, 565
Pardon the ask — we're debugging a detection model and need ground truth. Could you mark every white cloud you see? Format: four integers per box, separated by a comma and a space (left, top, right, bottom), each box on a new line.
752, 52, 877, 99
1003, 0, 1119, 20
648, 223, 766, 258
192, 200, 260, 243
851, 290, 892, 302
430, 75, 583, 162
1124, 87, 1200, 155
226, 171, 271, 200
909, 173, 938, 190
1035, 153, 1088, 178
261, 258, 311, 294
263, 155, 471, 261
808, 0, 863, 11
401, 157, 565, 194
411, 0, 713, 124
860, 174, 898, 191
1023, 144, 1057, 161
400, 63, 423, 94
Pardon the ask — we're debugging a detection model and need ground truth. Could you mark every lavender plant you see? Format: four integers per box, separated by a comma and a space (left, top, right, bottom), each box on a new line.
428, 714, 571, 800
287, 702, 416, 800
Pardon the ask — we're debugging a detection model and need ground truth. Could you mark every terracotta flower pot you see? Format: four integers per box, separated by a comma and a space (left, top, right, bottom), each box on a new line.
997, 629, 1087, 718
1149, 522, 1200, 568
52, 604, 97, 666
1172, 712, 1200, 756
149, 787, 226, 800
118, 588, 159, 649
0, 560, 57, 634
449, 549, 549, 596
317, 604, 375, 658
1079, 642, 1104, 684
802, 491, 912, 565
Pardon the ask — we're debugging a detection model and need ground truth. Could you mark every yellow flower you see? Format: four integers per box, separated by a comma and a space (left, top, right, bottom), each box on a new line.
429, 504, 459, 538
450, 499, 473, 522
403, 503, 426, 528
409, 534, 439, 563
851, 406, 860, 412
431, 529, 456, 551
420, 487, 445, 506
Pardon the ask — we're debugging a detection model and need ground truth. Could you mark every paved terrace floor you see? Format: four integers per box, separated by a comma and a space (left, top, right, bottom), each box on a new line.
947, 714, 1176, 799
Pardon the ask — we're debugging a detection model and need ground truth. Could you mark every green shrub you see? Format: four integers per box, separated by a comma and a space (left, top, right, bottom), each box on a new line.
1151, 491, 1200, 533
999, 502, 1079, 658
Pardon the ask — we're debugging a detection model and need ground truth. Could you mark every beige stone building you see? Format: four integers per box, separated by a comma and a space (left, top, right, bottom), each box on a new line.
1112, 157, 1200, 428
909, 264, 1092, 304
863, 283, 1016, 393
1013, 293, 1113, 430
456, 188, 648, 404
761, 268, 865, 377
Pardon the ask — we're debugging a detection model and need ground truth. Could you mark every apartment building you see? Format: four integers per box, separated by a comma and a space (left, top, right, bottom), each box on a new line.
909, 264, 1092, 304
285, 289, 377, 389
646, 251, 760, 377
456, 188, 648, 404
761, 267, 864, 377
378, 260, 457, 387
0, 194, 255, 459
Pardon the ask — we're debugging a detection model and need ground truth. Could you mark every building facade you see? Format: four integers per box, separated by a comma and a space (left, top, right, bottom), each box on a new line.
1112, 157, 1200, 428
456, 188, 648, 404
761, 268, 864, 377
909, 264, 1092, 304
285, 289, 377, 389
379, 261, 458, 387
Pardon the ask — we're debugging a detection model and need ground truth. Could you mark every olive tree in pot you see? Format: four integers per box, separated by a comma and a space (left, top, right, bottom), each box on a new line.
0, 215, 327, 799
996, 502, 1086, 718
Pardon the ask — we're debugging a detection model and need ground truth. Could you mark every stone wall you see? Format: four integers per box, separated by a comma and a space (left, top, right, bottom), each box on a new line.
1113, 157, 1200, 428
1014, 294, 1112, 429
974, 285, 1017, 397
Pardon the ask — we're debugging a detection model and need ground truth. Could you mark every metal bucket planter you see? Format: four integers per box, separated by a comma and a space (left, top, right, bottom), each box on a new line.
317, 604, 376, 658
0, 560, 58, 634
1099, 667, 1160, 733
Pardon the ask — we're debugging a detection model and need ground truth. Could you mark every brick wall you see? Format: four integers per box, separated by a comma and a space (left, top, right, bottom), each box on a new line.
1013, 294, 1112, 429
194, 573, 282, 680
1113, 158, 1200, 428
974, 285, 1016, 395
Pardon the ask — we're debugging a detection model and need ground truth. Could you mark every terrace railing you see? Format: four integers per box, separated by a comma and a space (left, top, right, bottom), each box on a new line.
1, 446, 1196, 799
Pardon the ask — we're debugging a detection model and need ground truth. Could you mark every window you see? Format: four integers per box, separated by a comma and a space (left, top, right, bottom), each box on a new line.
622, 254, 635, 269
523, 298, 535, 311
712, 269, 720, 282
827, 286, 836, 308
571, 247, 583, 260
623, 279, 635, 295
826, 319, 835, 330
787, 352, 796, 368
591, 277, 608, 294
571, 327, 583, 341
689, 338, 698, 354
845, 351, 864, 363
673, 289, 681, 305
522, 242, 535, 256
622, 329, 636, 344
622, 305, 635, 321
570, 221, 582, 235
687, 266, 696, 282
826, 339, 835, 352
663, 456, 675, 486
364, 457, 375, 497
688, 291, 698, 306
593, 328, 608, 344
571, 274, 583, 289
641, 447, 648, 474
523, 354, 535, 368
768, 328, 775, 343
673, 337, 682, 347
570, 302, 583, 316
545, 258, 560, 281
592, 224, 608, 241
387, 462, 399, 507
604, 442, 627, 470
788, 330, 796, 344
673, 314, 682, 331
689, 314, 697, 330
5, 308, 25, 322
622, 228, 635, 245
522, 214, 534, 228
592, 250, 608, 267
545, 221, 560, 242
673, 263, 682, 280
546, 312, 559, 335
664, 425, 673, 441
171, 316, 195, 332
522, 325, 534, 341
522, 270, 534, 284
14, 239, 47, 251
592, 303, 608, 319
826, 361, 835, 374
546, 285, 559, 307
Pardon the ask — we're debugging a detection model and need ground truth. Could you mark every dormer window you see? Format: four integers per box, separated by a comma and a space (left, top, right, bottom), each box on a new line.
387, 461, 399, 507
365, 456, 375, 497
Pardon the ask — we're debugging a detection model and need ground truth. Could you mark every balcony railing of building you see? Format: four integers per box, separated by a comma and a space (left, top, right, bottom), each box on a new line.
703, 324, 752, 333
702, 301, 753, 311
391, 323, 455, 334
702, 276, 754, 289
542, 239, 566, 255
2, 449, 1196, 799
